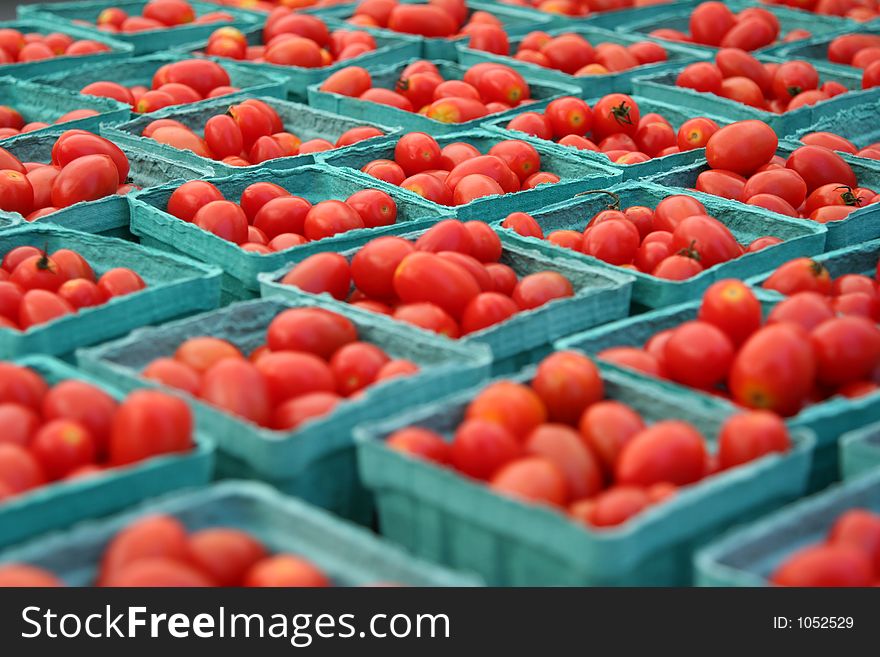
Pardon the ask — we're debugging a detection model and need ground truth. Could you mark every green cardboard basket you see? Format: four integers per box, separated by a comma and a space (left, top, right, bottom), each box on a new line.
0, 481, 480, 586
650, 142, 880, 252
483, 94, 731, 182
555, 296, 880, 491
20, 0, 261, 56
1, 128, 213, 238
260, 229, 634, 374
307, 58, 580, 137
32, 50, 288, 115
0, 214, 21, 230
494, 180, 827, 310
695, 469, 880, 587
177, 21, 422, 101
128, 163, 446, 301
317, 128, 624, 222
0, 355, 214, 550
786, 96, 880, 157
0, 19, 131, 80
456, 25, 709, 97
0, 76, 129, 142
760, 24, 880, 75
840, 421, 880, 481
571, 0, 702, 30
76, 297, 492, 524
354, 365, 814, 586
105, 95, 398, 176
0, 224, 222, 359
306, 0, 557, 61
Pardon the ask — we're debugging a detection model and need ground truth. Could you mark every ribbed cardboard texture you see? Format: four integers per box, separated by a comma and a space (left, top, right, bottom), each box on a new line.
0, 481, 481, 586
0, 355, 214, 549
33, 50, 288, 114
0, 224, 222, 359
317, 128, 624, 222
177, 22, 422, 102
456, 25, 709, 97
483, 94, 730, 181
1, 128, 212, 238
307, 58, 581, 136
76, 297, 492, 523
787, 97, 880, 152
20, 0, 261, 56
354, 365, 814, 586
0, 215, 20, 230
105, 95, 398, 176
128, 163, 446, 300
650, 142, 880, 252
0, 19, 131, 79
555, 296, 880, 491
495, 180, 827, 310
307, 0, 557, 61
259, 230, 634, 373
633, 57, 873, 137
695, 469, 880, 587
0, 76, 129, 141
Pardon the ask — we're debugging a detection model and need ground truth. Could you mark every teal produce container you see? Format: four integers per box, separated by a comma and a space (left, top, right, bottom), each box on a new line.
785, 98, 880, 158
760, 24, 880, 74
495, 181, 827, 310
354, 365, 814, 586
840, 421, 880, 481
260, 229, 634, 374
76, 297, 492, 524
0, 355, 214, 550
0, 224, 222, 359
128, 163, 446, 301
572, 0, 703, 30
0, 481, 480, 586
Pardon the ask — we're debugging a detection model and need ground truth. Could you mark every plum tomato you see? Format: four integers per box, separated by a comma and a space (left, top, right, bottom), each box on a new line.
531, 351, 603, 425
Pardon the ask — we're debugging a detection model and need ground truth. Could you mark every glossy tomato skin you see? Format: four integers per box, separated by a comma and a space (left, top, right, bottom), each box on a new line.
330, 341, 389, 396
303, 200, 364, 240
386, 426, 451, 464
345, 189, 397, 228
652, 194, 706, 233
51, 131, 130, 181
393, 132, 442, 175
98, 268, 146, 298
202, 359, 272, 426
393, 252, 480, 319
18, 290, 74, 329
489, 456, 569, 507
763, 258, 832, 295
511, 271, 573, 310
451, 419, 521, 480
271, 392, 341, 431
31, 419, 97, 481
466, 381, 547, 441
615, 420, 707, 486
188, 528, 267, 587
252, 196, 311, 239
578, 400, 645, 471
663, 321, 734, 389
193, 200, 248, 244
771, 545, 873, 587
97, 515, 191, 585
828, 510, 880, 573
351, 236, 414, 299
785, 145, 857, 193
108, 391, 193, 466
143, 358, 202, 396
531, 350, 603, 425
266, 308, 356, 359
810, 316, 880, 387
167, 181, 224, 222
281, 253, 350, 301
670, 214, 740, 268
698, 279, 762, 346
238, 182, 289, 221
717, 411, 791, 470
42, 380, 117, 456
525, 423, 603, 500
705, 120, 778, 176
175, 337, 242, 374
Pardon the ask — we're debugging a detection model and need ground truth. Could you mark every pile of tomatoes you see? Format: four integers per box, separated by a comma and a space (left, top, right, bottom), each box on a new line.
825, 32, 880, 89
762, 256, 880, 326
80, 59, 240, 113
507, 94, 721, 164
798, 131, 880, 162
0, 131, 135, 221
0, 514, 331, 587
502, 193, 780, 280
0, 27, 111, 65
0, 105, 102, 140
677, 50, 855, 113
496, 0, 672, 18
89, 0, 232, 33
0, 364, 194, 498
770, 509, 880, 587
0, 246, 147, 329
321, 60, 533, 123
280, 219, 576, 337
387, 349, 792, 527
358, 132, 559, 206
142, 308, 419, 430
140, 98, 382, 166
205, 13, 380, 67
650, 1, 810, 50
509, 30, 667, 76
696, 120, 879, 223
762, 0, 879, 22
166, 179, 398, 250
598, 278, 880, 415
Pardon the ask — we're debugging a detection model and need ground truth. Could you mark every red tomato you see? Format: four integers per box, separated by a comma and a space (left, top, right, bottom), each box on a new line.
244, 555, 329, 587
460, 292, 518, 334
361, 159, 405, 185
98, 515, 191, 585
42, 380, 117, 455
664, 321, 734, 389
718, 411, 791, 470
335, 126, 383, 148
302, 200, 364, 240
488, 140, 540, 182
201, 359, 273, 426
50, 249, 94, 282
588, 486, 651, 527
746, 194, 799, 218
350, 236, 414, 299
695, 169, 746, 199
527, 423, 604, 499
0, 362, 48, 411
393, 252, 480, 319
0, 170, 34, 215
266, 308, 356, 359
329, 341, 389, 395
689, 1, 736, 46
0, 564, 62, 587
18, 290, 74, 328
175, 337, 242, 374
166, 181, 224, 222
238, 182, 290, 221
772, 61, 819, 103
252, 196, 311, 239
763, 258, 832, 295
501, 211, 543, 238
652, 194, 707, 232
511, 271, 573, 310
716, 47, 772, 93
188, 528, 267, 587
785, 145, 857, 192
591, 94, 640, 140
203, 115, 243, 159
578, 400, 645, 471
10, 253, 68, 292
463, 221, 502, 263
616, 420, 707, 486
671, 214, 740, 268
466, 381, 547, 441
393, 302, 460, 338
393, 132, 443, 176
376, 359, 419, 381
828, 510, 880, 574
271, 392, 341, 431
530, 351, 603, 425
676, 62, 723, 94
51, 131, 129, 181
677, 117, 720, 151
489, 456, 568, 507
345, 189, 397, 228
320, 65, 372, 97
506, 112, 552, 140
451, 419, 521, 480
706, 120, 778, 175
193, 200, 249, 244
108, 391, 194, 466
97, 268, 146, 298
30, 419, 96, 480
698, 279, 762, 346
143, 358, 201, 396
386, 426, 451, 464
543, 96, 592, 138
720, 16, 775, 51
0, 443, 45, 493
0, 403, 39, 448
810, 316, 880, 387
598, 346, 666, 377
771, 545, 873, 587
281, 253, 350, 301
767, 292, 835, 333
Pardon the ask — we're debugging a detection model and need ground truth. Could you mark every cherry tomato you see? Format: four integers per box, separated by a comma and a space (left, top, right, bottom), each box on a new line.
811, 316, 880, 387
767, 292, 834, 333
763, 258, 832, 295
386, 427, 451, 465
489, 456, 568, 507
718, 410, 791, 470
526, 423, 603, 500
706, 120, 778, 175
393, 302, 460, 338
266, 308, 356, 359
393, 252, 480, 319
652, 194, 707, 232
271, 392, 341, 431
786, 145, 857, 193
143, 358, 201, 396
281, 253, 350, 301
188, 528, 267, 587
98, 515, 191, 585
98, 268, 146, 298
663, 321, 734, 389
108, 390, 193, 466
578, 400, 645, 471
698, 279, 762, 346
193, 200, 248, 244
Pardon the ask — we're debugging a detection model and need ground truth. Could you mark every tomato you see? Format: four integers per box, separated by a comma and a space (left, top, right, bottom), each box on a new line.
0, 362, 48, 411
143, 358, 201, 396
772, 61, 819, 103
336, 126, 382, 148
466, 381, 547, 441
767, 292, 834, 333
166, 181, 226, 226
281, 253, 350, 301
716, 48, 772, 93
485, 263, 517, 296
451, 419, 521, 480
0, 170, 34, 215
864, 60, 880, 89
0, 403, 39, 448
833, 292, 880, 320
833, 274, 877, 298
501, 211, 543, 239
349, 236, 414, 300
719, 76, 765, 108
393, 303, 460, 338
393, 132, 442, 176
386, 427, 450, 464
0, 147, 25, 174
542, 96, 592, 139
597, 346, 665, 377
828, 510, 880, 573
721, 16, 775, 51
587, 486, 650, 527
526, 423, 603, 500
487, 140, 540, 182
506, 112, 552, 140
42, 380, 117, 455
24, 165, 59, 210
652, 194, 707, 232
266, 308, 356, 359
489, 456, 568, 507
698, 279, 762, 346
271, 392, 340, 431
18, 290, 74, 328
98, 514, 191, 585
302, 200, 364, 241
591, 94, 640, 140
187, 528, 266, 587
763, 258, 832, 295
10, 253, 68, 291
202, 115, 243, 160
578, 400, 645, 471
30, 419, 96, 481
676, 62, 723, 94
460, 292, 518, 334
51, 131, 129, 181
393, 252, 480, 319
689, 1, 736, 46
786, 145, 857, 193
244, 555, 329, 587
51, 249, 94, 282
771, 545, 873, 587
695, 169, 746, 199
653, 254, 704, 280
530, 351, 603, 425
462, 221, 502, 263
52, 278, 99, 311
746, 193, 798, 217
635, 121, 676, 157
376, 359, 419, 381
193, 200, 249, 244
344, 189, 397, 229
97, 268, 146, 298
811, 316, 880, 387
671, 214, 740, 268
729, 323, 816, 416
108, 390, 193, 466
583, 219, 640, 265
251, 197, 310, 239
175, 337, 242, 374
0, 443, 45, 494
616, 420, 707, 486
706, 120, 778, 175
329, 341, 389, 396
663, 321, 735, 389
803, 183, 866, 216
238, 182, 289, 221
717, 411, 791, 470
0, 564, 62, 587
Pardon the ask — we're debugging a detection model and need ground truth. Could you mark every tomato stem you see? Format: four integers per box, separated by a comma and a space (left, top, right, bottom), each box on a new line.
610, 101, 633, 126
835, 185, 862, 207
